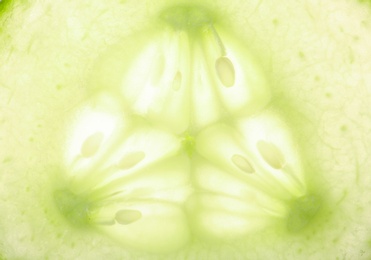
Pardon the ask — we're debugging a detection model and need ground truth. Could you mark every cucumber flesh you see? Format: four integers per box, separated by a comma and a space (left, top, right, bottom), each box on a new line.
1, 0, 371, 259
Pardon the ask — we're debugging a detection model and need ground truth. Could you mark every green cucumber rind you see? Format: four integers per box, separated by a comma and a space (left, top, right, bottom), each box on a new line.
0, 0, 11, 13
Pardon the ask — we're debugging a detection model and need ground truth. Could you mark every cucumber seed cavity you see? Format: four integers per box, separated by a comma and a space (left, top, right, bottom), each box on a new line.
54, 4, 322, 253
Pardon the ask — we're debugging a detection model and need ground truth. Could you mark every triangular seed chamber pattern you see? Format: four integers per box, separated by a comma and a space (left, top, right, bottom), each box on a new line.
55, 4, 321, 254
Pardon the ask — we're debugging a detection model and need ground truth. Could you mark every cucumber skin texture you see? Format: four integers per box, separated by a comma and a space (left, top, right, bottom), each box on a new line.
0, 0, 370, 260
0, 0, 11, 14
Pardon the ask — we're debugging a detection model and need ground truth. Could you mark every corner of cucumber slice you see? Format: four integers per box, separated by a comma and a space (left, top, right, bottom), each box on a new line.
0, 0, 12, 14
286, 193, 322, 233
159, 3, 216, 31
53, 188, 92, 228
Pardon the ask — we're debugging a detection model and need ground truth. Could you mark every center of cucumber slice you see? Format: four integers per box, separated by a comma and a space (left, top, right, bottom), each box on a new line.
53, 4, 322, 253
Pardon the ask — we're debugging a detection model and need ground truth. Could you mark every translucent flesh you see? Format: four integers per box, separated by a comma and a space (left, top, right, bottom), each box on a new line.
2, 0, 371, 259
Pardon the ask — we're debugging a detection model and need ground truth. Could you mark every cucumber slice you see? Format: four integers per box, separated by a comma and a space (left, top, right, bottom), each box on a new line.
1, 0, 371, 259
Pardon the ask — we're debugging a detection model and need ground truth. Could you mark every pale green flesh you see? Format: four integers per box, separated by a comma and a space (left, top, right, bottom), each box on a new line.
1, 0, 371, 259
